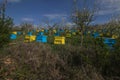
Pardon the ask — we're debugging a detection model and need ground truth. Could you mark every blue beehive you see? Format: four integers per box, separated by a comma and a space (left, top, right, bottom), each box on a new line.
36, 35, 47, 43
28, 32, 32, 36
44, 29, 48, 33
54, 32, 60, 36
59, 29, 64, 33
38, 32, 44, 36
103, 38, 116, 47
71, 30, 75, 32
92, 32, 100, 38
17, 32, 22, 35
10, 34, 17, 40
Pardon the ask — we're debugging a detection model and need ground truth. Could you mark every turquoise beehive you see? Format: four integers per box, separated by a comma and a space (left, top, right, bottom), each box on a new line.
10, 34, 17, 40
38, 32, 44, 36
27, 32, 32, 36
103, 38, 116, 47
36, 35, 47, 43
92, 32, 100, 38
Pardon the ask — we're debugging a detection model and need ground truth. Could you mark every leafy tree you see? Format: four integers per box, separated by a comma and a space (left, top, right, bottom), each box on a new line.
0, 0, 13, 48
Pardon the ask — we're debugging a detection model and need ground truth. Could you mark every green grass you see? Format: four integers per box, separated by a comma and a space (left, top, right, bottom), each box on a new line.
0, 34, 120, 80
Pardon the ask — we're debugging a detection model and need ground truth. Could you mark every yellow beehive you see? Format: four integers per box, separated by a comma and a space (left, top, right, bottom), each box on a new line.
24, 36, 31, 42
65, 30, 69, 32
12, 31, 17, 35
53, 30, 57, 33
24, 35, 36, 42
88, 31, 91, 34
54, 37, 65, 44
78, 31, 82, 35
36, 30, 40, 32
31, 35, 36, 41
66, 33, 71, 38
72, 32, 76, 35
112, 35, 118, 39
41, 29, 44, 32
107, 33, 110, 36
100, 33, 103, 37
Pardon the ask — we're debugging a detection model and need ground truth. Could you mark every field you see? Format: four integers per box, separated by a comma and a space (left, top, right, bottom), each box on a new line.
0, 0, 120, 79
0, 29, 120, 80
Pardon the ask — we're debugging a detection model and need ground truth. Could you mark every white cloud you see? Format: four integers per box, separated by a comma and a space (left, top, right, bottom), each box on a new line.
98, 0, 120, 15
43, 14, 67, 20
22, 18, 34, 22
8, 0, 21, 3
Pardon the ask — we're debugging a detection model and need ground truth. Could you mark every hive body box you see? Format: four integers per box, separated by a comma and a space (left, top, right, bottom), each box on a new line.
36, 35, 47, 43
103, 38, 116, 47
12, 31, 17, 35
54, 37, 65, 44
10, 34, 17, 40
112, 35, 119, 39
53, 30, 57, 33
92, 32, 100, 38
54, 32, 60, 36
66, 33, 71, 38
17, 32, 22, 35
38, 32, 44, 36
24, 35, 36, 42
27, 32, 33, 36
44, 30, 48, 33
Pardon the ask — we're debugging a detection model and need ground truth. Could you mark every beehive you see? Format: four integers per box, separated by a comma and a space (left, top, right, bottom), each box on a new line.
41, 29, 44, 32
17, 32, 22, 35
66, 33, 71, 38
53, 30, 57, 33
92, 32, 99, 38
54, 32, 60, 36
36, 30, 40, 32
44, 29, 48, 33
10, 34, 17, 40
54, 37, 65, 44
27, 32, 32, 36
38, 32, 44, 36
72, 32, 76, 35
12, 31, 17, 35
103, 38, 116, 47
106, 33, 110, 36
100, 33, 103, 37
88, 31, 91, 34
24, 35, 36, 42
36, 35, 47, 43
112, 35, 118, 39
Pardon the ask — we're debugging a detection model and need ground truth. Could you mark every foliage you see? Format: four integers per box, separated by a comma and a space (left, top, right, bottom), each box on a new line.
0, 1, 13, 48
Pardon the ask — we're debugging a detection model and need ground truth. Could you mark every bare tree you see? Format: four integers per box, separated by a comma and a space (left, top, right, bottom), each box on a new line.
71, 0, 98, 47
20, 22, 34, 33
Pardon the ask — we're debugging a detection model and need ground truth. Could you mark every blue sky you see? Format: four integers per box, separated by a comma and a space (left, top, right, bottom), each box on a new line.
1, 0, 120, 26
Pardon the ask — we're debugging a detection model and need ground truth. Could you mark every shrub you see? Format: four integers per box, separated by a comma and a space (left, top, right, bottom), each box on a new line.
0, 2, 13, 48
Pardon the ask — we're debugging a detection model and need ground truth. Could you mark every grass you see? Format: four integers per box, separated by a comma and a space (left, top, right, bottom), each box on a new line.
0, 34, 120, 80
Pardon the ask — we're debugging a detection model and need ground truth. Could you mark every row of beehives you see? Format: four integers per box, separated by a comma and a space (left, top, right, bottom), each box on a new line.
10, 30, 119, 47
10, 31, 65, 44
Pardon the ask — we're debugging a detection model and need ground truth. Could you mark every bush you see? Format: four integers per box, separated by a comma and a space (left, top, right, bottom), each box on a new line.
0, 2, 13, 48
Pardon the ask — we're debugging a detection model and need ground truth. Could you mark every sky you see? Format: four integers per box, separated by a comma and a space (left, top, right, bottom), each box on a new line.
0, 0, 120, 26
